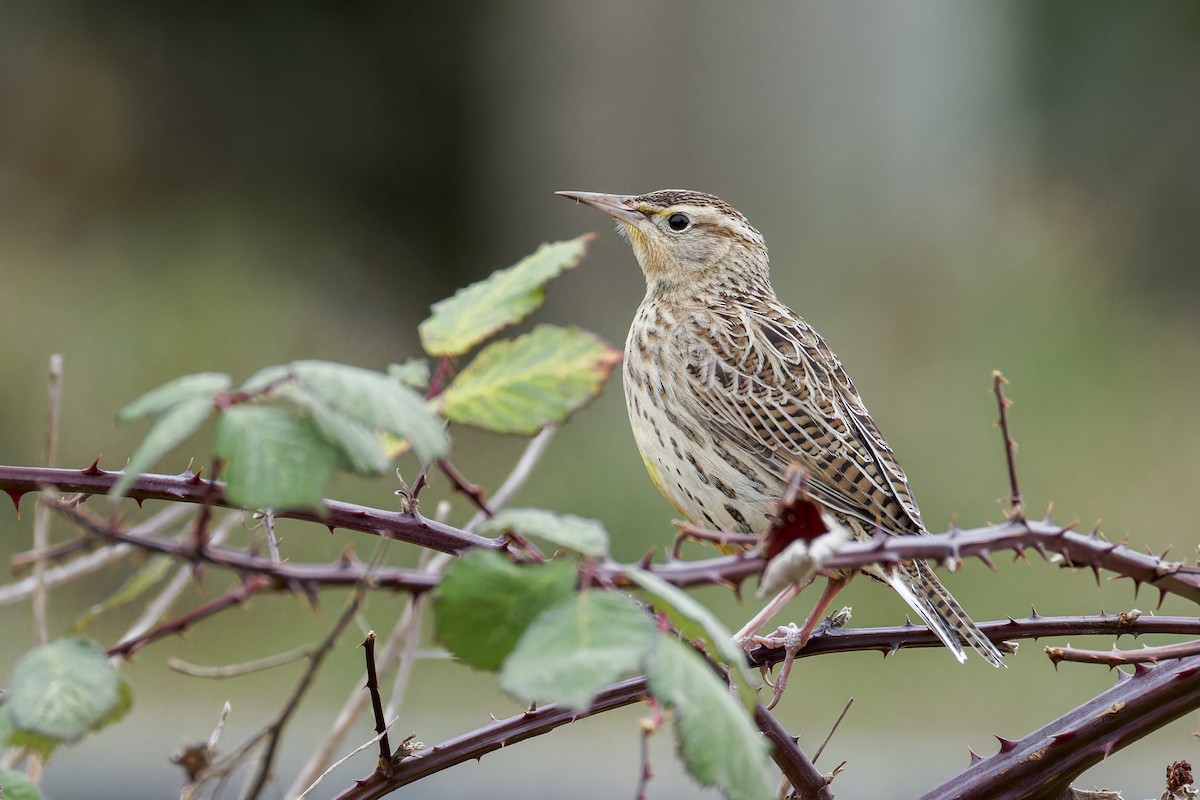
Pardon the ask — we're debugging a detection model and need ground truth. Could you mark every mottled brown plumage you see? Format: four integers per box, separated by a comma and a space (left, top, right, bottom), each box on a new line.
558, 188, 1004, 666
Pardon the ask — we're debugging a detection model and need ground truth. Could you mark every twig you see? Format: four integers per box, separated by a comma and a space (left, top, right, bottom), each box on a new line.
1045, 640, 1200, 668
259, 510, 281, 562
52, 501, 440, 595
295, 724, 400, 800
286, 560, 444, 798
362, 632, 393, 769
31, 354, 63, 646
118, 511, 242, 648
168, 644, 313, 678
290, 430, 553, 798
634, 699, 662, 800
672, 522, 758, 557
0, 506, 193, 607
463, 425, 558, 531
10, 535, 92, 573
436, 458, 494, 516
812, 697, 853, 763
108, 576, 273, 659
754, 704, 833, 800
242, 588, 367, 800
177, 702, 232, 796
992, 371, 1024, 521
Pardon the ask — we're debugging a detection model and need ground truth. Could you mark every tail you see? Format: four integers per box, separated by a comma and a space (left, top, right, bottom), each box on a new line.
882, 560, 1006, 668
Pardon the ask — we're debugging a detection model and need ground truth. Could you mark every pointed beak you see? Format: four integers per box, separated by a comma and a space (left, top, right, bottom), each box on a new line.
556, 191, 645, 225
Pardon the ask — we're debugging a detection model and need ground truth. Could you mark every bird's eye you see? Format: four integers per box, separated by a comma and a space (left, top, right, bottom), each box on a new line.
667, 212, 690, 232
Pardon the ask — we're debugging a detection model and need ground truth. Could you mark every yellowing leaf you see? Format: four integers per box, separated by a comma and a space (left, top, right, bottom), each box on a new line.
419, 235, 594, 356
439, 325, 620, 435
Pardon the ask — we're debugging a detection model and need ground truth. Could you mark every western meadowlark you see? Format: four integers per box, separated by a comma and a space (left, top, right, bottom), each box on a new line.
558, 188, 1004, 667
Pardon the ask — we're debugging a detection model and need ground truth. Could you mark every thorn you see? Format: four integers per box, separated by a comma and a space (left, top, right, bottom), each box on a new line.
1090, 519, 1103, 537
134, 497, 145, 509
187, 468, 205, 485
1090, 564, 1102, 587
978, 550, 998, 573
727, 579, 744, 603
326, 525, 336, 535
1114, 668, 1132, 684
1175, 665, 1200, 681
1157, 588, 1168, 610
1028, 604, 1040, 619
967, 746, 982, 765
1042, 502, 1054, 523
638, 547, 657, 570
1133, 662, 1155, 677
1050, 731, 1076, 745
995, 735, 1019, 754
5, 489, 27, 516
82, 457, 104, 476
1100, 740, 1117, 759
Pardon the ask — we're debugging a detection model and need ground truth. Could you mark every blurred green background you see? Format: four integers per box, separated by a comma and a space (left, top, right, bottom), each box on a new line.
2, 2, 1198, 798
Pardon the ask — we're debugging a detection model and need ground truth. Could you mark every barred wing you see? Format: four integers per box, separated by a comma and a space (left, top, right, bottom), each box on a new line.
672, 302, 926, 536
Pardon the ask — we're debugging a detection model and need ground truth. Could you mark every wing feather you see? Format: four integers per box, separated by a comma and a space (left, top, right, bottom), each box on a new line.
673, 301, 926, 535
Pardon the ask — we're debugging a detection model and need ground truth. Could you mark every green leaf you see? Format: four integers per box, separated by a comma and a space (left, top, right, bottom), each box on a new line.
288, 361, 448, 462
500, 590, 654, 710
0, 768, 44, 800
627, 569, 757, 710
284, 387, 391, 475
6, 639, 133, 758
110, 396, 214, 499
477, 508, 609, 557
647, 636, 774, 800
434, 551, 577, 672
419, 235, 594, 356
440, 325, 620, 435
388, 359, 431, 389
118, 372, 231, 422
214, 406, 339, 509
72, 554, 174, 634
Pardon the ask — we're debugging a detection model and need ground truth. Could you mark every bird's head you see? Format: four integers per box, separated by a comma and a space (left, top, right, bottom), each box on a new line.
557, 189, 768, 294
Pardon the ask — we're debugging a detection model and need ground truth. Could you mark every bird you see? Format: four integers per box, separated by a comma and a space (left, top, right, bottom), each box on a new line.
557, 188, 1004, 667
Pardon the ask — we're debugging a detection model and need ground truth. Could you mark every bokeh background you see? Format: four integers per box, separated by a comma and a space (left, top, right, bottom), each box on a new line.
2, 2, 1199, 798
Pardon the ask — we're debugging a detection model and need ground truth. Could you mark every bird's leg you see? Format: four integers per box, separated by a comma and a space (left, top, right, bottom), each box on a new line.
790, 574, 847, 648
732, 582, 803, 644
742, 575, 848, 709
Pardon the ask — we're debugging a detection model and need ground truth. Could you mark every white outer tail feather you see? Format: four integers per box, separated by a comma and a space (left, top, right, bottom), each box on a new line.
883, 572, 970, 664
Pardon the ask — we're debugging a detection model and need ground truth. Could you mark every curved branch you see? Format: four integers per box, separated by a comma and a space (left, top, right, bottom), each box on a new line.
54, 500, 441, 595
609, 520, 1200, 603
0, 464, 499, 555
748, 613, 1200, 668
755, 705, 833, 800
5, 465, 1199, 603
919, 654, 1200, 800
